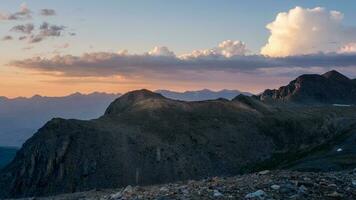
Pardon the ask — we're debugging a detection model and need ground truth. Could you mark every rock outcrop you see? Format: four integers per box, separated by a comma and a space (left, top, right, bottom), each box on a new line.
257, 70, 356, 104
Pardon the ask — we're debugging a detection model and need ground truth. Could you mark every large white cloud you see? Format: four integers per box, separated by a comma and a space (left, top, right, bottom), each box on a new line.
261, 7, 356, 57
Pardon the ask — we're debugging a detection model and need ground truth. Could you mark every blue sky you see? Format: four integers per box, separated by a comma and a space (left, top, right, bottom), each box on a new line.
1, 0, 356, 97
2, 0, 356, 55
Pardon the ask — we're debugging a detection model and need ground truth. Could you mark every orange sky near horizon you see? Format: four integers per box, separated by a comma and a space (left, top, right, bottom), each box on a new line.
0, 66, 275, 98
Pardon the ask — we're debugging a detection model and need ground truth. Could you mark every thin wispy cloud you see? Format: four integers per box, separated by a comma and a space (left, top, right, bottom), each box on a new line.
10, 24, 35, 34
27, 22, 66, 43
39, 9, 56, 16
2, 35, 13, 41
1, 4, 72, 45
0, 3, 32, 21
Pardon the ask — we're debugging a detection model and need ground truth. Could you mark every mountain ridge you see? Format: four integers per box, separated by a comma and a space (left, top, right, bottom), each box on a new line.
0, 89, 254, 147
257, 70, 356, 104
2, 86, 356, 197
156, 89, 252, 101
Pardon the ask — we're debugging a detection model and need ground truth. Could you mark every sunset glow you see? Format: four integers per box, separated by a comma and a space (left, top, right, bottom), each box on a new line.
1, 1, 356, 97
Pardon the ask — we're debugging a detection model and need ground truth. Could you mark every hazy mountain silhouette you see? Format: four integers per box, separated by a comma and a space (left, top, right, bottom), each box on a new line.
0, 92, 120, 147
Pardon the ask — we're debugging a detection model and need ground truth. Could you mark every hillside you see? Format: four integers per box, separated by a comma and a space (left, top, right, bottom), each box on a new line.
257, 70, 356, 104
1, 89, 356, 198
0, 89, 248, 147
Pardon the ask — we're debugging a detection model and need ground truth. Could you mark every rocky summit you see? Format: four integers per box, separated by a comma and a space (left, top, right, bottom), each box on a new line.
1, 72, 356, 198
257, 70, 356, 104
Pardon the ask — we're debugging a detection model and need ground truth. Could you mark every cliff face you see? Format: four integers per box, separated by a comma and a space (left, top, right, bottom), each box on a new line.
1, 89, 356, 198
257, 70, 356, 104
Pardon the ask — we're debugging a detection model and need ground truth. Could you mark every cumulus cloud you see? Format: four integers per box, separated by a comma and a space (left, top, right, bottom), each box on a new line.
148, 46, 175, 57
180, 40, 248, 59
339, 43, 356, 53
0, 3, 32, 21
40, 9, 56, 16
10, 23, 34, 34
218, 40, 248, 57
261, 7, 356, 57
2, 35, 13, 41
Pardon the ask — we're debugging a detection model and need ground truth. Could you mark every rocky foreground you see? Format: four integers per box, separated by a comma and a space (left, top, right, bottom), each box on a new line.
17, 170, 356, 200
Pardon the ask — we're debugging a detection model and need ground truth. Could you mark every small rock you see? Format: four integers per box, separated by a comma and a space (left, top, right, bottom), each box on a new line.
280, 183, 296, 194
213, 189, 223, 197
336, 148, 343, 152
327, 191, 343, 198
258, 170, 270, 175
123, 185, 133, 193
303, 177, 311, 181
181, 189, 189, 196
160, 186, 169, 193
289, 194, 299, 199
245, 190, 266, 199
271, 185, 280, 190
298, 185, 307, 194
352, 180, 356, 187
110, 191, 122, 199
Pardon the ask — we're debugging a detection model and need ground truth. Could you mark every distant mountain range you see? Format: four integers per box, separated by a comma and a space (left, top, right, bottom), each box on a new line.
0, 92, 120, 147
0, 89, 251, 147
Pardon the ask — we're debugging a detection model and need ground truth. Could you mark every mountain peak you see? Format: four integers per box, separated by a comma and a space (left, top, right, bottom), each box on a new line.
258, 70, 356, 104
122, 89, 164, 100
104, 89, 165, 115
322, 70, 349, 81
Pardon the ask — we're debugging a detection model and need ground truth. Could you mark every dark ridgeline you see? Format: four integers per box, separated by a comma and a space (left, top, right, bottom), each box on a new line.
257, 70, 356, 104
1, 70, 356, 198
156, 89, 252, 101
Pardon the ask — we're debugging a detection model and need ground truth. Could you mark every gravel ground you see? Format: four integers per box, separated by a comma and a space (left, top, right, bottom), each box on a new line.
13, 169, 356, 200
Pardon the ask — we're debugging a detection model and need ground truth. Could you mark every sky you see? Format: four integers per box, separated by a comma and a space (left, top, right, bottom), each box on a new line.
1, 0, 356, 97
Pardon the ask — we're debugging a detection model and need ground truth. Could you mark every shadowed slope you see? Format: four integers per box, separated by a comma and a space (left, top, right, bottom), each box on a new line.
1, 89, 356, 198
